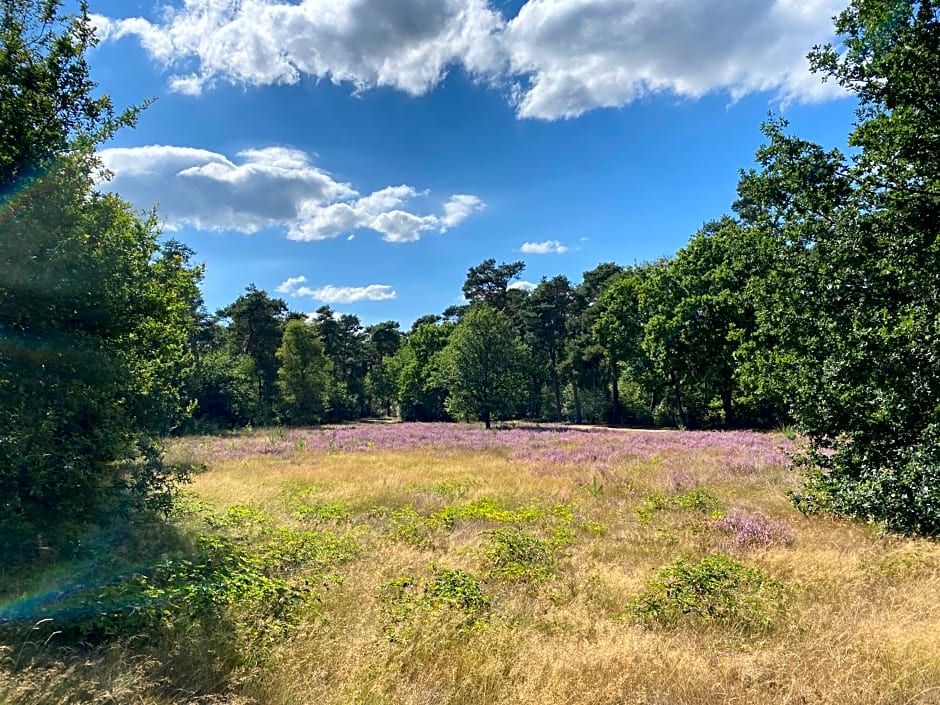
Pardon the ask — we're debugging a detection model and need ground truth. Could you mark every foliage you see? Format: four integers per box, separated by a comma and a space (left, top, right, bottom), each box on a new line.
392, 320, 453, 422
628, 554, 786, 631
434, 304, 528, 429
87, 535, 309, 642
736, 0, 940, 535
634, 489, 721, 524
0, 0, 139, 194
483, 527, 558, 582
524, 276, 575, 421
276, 319, 331, 425
379, 567, 490, 642
216, 286, 289, 423
462, 258, 526, 312
0, 0, 202, 534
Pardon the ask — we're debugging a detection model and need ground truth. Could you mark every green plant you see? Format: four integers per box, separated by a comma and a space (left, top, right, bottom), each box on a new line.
258, 527, 358, 574
634, 489, 720, 523
627, 554, 786, 631
379, 567, 489, 642
484, 527, 558, 582
294, 501, 352, 523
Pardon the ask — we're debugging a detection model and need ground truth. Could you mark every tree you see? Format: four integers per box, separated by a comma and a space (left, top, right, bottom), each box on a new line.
362, 321, 402, 416
315, 306, 369, 420
525, 276, 575, 421
595, 267, 652, 423
276, 320, 330, 425
563, 263, 625, 424
217, 286, 288, 422
434, 304, 527, 429
737, 0, 940, 534
0, 0, 139, 198
0, 0, 201, 533
462, 258, 526, 312
393, 321, 453, 421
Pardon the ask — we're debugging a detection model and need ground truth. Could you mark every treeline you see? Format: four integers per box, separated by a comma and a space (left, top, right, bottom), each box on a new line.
191, 244, 790, 432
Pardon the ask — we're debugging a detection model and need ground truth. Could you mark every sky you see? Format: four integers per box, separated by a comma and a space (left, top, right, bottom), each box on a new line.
86, 0, 859, 328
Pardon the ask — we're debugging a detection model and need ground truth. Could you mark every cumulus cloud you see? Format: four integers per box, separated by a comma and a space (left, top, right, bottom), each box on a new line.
520, 239, 569, 254
508, 280, 537, 292
98, 145, 484, 242
97, 0, 847, 120
93, 0, 505, 97
278, 277, 398, 304
504, 0, 847, 119
440, 194, 486, 231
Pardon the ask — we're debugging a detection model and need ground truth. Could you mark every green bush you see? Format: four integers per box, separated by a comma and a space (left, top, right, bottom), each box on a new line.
379, 567, 490, 642
793, 444, 940, 537
483, 527, 558, 582
628, 554, 786, 631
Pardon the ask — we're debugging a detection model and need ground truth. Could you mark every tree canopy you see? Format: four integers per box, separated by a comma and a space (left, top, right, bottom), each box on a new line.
0, 0, 202, 534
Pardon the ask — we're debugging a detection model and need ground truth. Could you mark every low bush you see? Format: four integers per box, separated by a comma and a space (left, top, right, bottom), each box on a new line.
628, 553, 786, 631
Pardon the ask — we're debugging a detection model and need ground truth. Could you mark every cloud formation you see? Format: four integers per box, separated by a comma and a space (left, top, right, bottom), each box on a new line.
277, 276, 398, 303
520, 239, 569, 254
96, 0, 847, 120
507, 280, 537, 292
98, 145, 483, 241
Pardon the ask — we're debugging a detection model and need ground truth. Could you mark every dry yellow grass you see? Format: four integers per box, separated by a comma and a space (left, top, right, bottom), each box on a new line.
3, 426, 940, 705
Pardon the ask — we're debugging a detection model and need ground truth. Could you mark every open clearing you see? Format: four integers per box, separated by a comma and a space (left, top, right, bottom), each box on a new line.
3, 423, 940, 704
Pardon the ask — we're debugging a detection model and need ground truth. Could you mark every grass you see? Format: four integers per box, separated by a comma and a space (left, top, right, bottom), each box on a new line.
2, 423, 940, 704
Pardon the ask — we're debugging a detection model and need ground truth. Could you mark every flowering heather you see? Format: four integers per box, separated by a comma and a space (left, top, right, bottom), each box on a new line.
171, 423, 793, 474
716, 510, 796, 549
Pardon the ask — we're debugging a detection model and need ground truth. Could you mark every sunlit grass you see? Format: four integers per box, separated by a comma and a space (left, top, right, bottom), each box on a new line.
3, 423, 939, 704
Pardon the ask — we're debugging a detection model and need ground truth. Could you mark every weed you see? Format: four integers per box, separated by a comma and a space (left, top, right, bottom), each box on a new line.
258, 527, 358, 574
583, 474, 605, 499
294, 501, 352, 523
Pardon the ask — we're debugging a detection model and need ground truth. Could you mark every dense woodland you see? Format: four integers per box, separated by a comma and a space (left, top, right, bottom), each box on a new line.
1, 0, 939, 542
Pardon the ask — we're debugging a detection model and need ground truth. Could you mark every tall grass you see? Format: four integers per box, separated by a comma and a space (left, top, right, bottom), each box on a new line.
2, 424, 938, 704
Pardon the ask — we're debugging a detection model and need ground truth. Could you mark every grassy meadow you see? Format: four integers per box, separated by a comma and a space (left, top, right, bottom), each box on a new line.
2, 423, 940, 704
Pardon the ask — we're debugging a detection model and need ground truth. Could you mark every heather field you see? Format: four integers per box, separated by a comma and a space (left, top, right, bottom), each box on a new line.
3, 423, 940, 704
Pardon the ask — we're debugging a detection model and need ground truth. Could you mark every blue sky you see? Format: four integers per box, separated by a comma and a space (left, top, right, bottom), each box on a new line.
87, 0, 858, 327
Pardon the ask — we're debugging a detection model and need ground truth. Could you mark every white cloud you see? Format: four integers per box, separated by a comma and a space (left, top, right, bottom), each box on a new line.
504, 0, 847, 119
277, 277, 398, 303
508, 280, 537, 292
275, 275, 310, 295
95, 0, 505, 97
440, 194, 486, 231
520, 239, 569, 254
98, 145, 484, 242
99, 0, 848, 120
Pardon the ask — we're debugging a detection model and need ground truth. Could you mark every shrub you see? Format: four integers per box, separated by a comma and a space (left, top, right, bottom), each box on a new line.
483, 527, 558, 582
628, 554, 786, 631
792, 445, 940, 537
379, 567, 489, 642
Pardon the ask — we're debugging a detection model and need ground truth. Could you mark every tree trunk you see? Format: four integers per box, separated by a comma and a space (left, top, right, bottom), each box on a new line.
610, 358, 620, 425
721, 383, 735, 429
572, 382, 583, 424
671, 372, 687, 428
551, 367, 562, 422
483, 409, 492, 430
